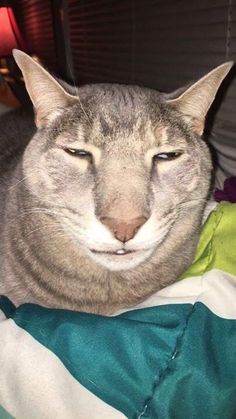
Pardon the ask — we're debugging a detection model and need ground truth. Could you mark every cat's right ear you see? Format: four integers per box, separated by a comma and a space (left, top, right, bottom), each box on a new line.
13, 49, 78, 128
166, 62, 233, 135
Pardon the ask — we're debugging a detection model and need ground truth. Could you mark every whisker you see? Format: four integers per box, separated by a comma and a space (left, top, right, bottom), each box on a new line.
66, 54, 92, 127
24, 224, 69, 239
17, 205, 82, 219
18, 208, 65, 217
8, 169, 40, 191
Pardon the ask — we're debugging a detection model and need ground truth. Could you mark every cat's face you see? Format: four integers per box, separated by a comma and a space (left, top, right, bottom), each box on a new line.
14, 51, 233, 271
23, 86, 211, 271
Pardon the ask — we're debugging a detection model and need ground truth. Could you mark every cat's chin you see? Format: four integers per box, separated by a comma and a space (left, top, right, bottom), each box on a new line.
86, 248, 153, 271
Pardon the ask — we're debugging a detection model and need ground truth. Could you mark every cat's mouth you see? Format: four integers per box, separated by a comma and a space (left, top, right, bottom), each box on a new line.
90, 248, 152, 271
91, 248, 136, 256
88, 246, 154, 271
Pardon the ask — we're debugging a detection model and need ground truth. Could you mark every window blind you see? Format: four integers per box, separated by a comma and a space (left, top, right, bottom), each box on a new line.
208, 0, 236, 183
67, 0, 233, 87
67, 0, 134, 84
13, 0, 57, 71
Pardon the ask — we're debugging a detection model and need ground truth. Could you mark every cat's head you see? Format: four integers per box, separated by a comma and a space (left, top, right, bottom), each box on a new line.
13, 50, 233, 271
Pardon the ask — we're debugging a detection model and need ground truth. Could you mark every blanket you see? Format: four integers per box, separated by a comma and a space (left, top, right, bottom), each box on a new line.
0, 202, 236, 419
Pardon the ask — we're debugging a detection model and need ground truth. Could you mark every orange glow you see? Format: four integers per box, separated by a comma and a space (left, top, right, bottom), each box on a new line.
0, 7, 25, 56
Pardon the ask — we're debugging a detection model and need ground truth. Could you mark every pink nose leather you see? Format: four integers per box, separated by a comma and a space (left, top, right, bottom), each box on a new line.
100, 216, 147, 242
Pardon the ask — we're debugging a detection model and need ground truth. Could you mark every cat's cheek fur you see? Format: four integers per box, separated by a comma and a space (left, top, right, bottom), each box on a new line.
61, 216, 116, 250
24, 145, 94, 212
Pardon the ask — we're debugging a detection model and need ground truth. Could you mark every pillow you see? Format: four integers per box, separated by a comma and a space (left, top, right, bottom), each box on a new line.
0, 202, 236, 419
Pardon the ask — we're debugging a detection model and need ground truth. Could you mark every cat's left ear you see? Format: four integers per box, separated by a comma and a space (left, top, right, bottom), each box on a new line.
13, 49, 78, 128
167, 62, 234, 135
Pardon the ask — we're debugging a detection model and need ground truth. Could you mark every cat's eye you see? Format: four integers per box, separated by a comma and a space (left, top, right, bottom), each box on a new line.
153, 151, 183, 162
64, 148, 92, 159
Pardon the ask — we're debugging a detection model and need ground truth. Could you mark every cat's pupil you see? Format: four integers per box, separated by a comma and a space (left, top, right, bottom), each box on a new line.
153, 152, 182, 161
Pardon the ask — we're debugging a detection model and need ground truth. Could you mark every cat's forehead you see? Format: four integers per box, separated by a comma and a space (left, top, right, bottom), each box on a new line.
56, 84, 189, 150
79, 117, 171, 149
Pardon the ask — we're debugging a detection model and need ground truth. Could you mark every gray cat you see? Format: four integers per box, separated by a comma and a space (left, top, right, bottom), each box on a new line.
0, 50, 233, 314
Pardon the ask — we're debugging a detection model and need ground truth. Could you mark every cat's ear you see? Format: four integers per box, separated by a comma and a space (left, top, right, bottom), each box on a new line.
166, 62, 234, 135
13, 49, 78, 128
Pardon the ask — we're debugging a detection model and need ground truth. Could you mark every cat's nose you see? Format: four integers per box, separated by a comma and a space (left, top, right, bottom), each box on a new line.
100, 216, 147, 242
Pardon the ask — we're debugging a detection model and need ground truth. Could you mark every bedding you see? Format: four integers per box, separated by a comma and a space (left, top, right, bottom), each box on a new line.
0, 75, 20, 116
214, 176, 236, 203
0, 202, 236, 419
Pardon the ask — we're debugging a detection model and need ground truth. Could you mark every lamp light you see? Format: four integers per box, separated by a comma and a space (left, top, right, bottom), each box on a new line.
0, 4, 25, 56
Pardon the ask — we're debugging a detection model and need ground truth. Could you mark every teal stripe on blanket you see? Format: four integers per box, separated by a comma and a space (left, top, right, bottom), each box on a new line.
6, 301, 192, 418
0, 296, 15, 318
0, 405, 14, 419
1, 298, 236, 419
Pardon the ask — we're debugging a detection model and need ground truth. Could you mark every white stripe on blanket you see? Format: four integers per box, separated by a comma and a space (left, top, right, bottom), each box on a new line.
0, 310, 6, 321
115, 269, 236, 319
0, 318, 126, 419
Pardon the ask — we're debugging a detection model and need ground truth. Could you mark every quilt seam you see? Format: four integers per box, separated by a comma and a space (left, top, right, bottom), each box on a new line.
136, 304, 196, 419
136, 205, 224, 419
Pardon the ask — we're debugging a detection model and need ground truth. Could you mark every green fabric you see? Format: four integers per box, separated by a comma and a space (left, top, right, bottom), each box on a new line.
180, 202, 236, 279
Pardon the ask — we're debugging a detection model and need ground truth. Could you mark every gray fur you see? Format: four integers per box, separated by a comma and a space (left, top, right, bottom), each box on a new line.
0, 55, 232, 314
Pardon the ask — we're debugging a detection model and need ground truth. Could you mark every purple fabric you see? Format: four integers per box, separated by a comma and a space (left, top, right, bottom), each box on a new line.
214, 177, 236, 203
